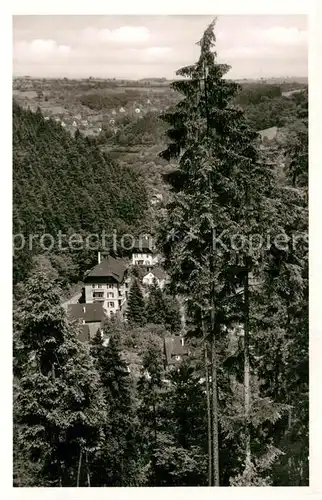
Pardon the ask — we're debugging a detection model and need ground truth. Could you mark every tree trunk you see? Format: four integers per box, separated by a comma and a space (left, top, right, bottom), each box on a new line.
244, 270, 251, 470
151, 393, 158, 483
211, 330, 220, 485
58, 461, 63, 487
205, 68, 219, 485
77, 447, 83, 487
287, 406, 293, 482
85, 450, 91, 487
153, 396, 157, 448
202, 317, 212, 486
209, 228, 220, 486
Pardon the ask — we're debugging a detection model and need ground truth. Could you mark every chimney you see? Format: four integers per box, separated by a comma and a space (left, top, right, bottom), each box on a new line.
98, 251, 101, 264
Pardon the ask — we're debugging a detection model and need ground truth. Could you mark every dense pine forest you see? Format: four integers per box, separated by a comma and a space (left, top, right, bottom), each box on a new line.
13, 102, 149, 285
13, 19, 308, 487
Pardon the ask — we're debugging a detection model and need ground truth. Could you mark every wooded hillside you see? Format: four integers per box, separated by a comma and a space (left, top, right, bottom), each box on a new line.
13, 102, 148, 285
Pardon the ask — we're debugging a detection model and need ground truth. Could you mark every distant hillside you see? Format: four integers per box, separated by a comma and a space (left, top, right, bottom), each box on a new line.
111, 112, 167, 147
13, 102, 149, 285
241, 87, 308, 130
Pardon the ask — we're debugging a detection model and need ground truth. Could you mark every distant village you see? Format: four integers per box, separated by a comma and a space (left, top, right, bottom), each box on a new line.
12, 76, 176, 138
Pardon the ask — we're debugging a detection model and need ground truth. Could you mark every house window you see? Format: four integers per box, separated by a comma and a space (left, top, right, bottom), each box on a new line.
109, 302, 114, 308
93, 291, 104, 298
107, 292, 114, 298
107, 284, 113, 289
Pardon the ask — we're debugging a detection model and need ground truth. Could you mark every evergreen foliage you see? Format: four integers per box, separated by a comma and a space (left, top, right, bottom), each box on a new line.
12, 19, 308, 488
13, 102, 148, 286
127, 279, 146, 326
252, 109, 308, 484
89, 331, 143, 485
146, 280, 182, 332
146, 280, 165, 324
137, 338, 165, 484
157, 18, 303, 485
13, 271, 106, 486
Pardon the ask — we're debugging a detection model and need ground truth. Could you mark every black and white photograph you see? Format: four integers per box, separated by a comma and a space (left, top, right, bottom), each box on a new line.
11, 7, 311, 490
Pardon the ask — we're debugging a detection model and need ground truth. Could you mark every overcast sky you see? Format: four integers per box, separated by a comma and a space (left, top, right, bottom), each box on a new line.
12, 15, 307, 79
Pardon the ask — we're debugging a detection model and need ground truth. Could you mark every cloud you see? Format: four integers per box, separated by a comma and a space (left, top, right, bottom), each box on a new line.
144, 46, 171, 56
121, 46, 172, 65
261, 26, 307, 46
218, 25, 307, 63
221, 45, 278, 61
13, 39, 71, 62
108, 26, 150, 43
30, 39, 70, 54
223, 46, 259, 58
12, 16, 308, 79
81, 26, 150, 46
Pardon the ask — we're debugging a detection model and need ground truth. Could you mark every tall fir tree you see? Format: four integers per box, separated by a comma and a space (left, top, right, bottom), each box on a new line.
137, 338, 165, 485
153, 362, 208, 486
252, 107, 308, 485
89, 331, 143, 486
13, 270, 106, 486
146, 279, 182, 333
163, 295, 182, 333
158, 18, 285, 484
126, 278, 146, 327
146, 280, 166, 325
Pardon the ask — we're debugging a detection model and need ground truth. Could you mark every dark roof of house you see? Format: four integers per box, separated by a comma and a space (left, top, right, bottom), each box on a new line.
132, 237, 155, 252
84, 256, 127, 283
164, 336, 188, 365
144, 267, 167, 280
68, 302, 105, 323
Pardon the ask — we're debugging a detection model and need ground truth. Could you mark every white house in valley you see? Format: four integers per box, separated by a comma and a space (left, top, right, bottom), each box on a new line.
142, 267, 168, 289
258, 126, 278, 143
131, 237, 159, 268
83, 254, 130, 318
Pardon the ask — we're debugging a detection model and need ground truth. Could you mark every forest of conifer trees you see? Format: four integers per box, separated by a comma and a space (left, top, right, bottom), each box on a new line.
12, 18, 308, 488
